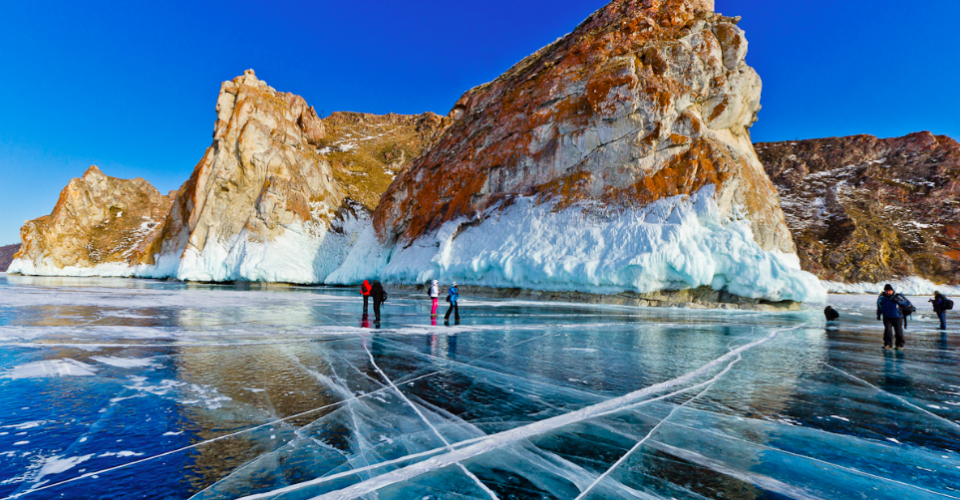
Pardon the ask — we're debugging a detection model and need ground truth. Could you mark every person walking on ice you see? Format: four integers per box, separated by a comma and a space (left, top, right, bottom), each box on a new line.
930, 291, 952, 330
371, 280, 387, 323
445, 282, 460, 324
877, 284, 912, 350
429, 280, 440, 318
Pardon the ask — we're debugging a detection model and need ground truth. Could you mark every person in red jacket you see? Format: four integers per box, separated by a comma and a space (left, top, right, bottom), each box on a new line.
361, 280, 372, 313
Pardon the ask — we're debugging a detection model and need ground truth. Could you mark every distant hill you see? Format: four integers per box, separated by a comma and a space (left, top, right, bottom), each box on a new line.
0, 244, 19, 272
757, 132, 960, 285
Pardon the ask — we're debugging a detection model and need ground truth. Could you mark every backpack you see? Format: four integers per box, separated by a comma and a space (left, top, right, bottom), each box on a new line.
898, 295, 916, 328
899, 300, 916, 317
382, 291, 388, 303
946, 298, 955, 310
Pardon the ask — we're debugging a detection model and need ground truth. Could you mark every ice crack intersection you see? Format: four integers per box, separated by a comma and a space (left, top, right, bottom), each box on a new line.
359, 335, 499, 499
574, 352, 743, 499
299, 325, 795, 500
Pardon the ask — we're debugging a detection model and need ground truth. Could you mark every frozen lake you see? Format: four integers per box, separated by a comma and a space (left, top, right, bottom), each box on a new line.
0, 274, 958, 500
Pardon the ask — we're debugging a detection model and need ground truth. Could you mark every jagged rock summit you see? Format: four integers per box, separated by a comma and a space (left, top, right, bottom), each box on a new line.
758, 132, 960, 291
329, 0, 824, 303
10, 70, 442, 282
138, 69, 350, 282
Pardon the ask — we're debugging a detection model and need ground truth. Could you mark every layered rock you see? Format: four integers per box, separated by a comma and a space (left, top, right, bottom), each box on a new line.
8, 166, 172, 276
757, 132, 960, 289
0, 244, 21, 272
11, 70, 442, 283
329, 0, 823, 303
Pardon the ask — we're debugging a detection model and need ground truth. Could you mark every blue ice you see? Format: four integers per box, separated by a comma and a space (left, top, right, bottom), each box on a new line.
0, 274, 958, 499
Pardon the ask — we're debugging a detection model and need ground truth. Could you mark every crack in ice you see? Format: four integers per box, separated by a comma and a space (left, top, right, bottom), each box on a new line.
574, 352, 742, 499
239, 326, 794, 500
358, 335, 499, 499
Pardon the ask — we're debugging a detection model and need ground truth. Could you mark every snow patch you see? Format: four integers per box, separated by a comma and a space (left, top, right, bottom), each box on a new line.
1, 359, 97, 379
36, 454, 94, 481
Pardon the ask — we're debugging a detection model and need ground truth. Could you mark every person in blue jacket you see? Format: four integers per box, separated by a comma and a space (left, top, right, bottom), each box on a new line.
877, 284, 912, 350
444, 282, 460, 324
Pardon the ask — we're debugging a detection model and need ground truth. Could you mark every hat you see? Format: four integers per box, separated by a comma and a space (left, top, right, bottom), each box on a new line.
453, 282, 458, 286
883, 284, 894, 292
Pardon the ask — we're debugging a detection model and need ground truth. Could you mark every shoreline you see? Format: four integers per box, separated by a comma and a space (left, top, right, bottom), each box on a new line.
4, 272, 802, 311
387, 284, 802, 312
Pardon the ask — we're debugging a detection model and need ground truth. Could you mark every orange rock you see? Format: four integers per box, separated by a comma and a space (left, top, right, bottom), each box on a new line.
10, 166, 172, 274
373, 0, 795, 256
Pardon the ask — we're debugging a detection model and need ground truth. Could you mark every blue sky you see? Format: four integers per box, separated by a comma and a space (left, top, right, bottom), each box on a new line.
2, 0, 958, 245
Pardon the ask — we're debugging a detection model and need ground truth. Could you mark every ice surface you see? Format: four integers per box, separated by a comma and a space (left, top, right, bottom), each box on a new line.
327, 188, 827, 303
91, 357, 158, 369
1, 275, 958, 500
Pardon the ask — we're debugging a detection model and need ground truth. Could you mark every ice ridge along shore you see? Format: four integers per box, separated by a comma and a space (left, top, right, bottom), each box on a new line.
326, 187, 825, 304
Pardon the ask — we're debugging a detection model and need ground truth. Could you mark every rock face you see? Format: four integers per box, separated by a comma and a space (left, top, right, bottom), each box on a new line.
330, 0, 823, 303
0, 244, 20, 272
138, 69, 348, 282
8, 166, 172, 276
319, 112, 443, 212
11, 70, 442, 283
757, 132, 960, 286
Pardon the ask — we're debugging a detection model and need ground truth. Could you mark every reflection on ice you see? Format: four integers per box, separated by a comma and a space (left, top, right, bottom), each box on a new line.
0, 276, 959, 499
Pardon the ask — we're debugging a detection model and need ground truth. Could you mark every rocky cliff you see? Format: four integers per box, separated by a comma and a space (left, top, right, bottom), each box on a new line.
8, 166, 173, 276
137, 69, 352, 282
0, 244, 20, 272
329, 0, 823, 303
11, 70, 441, 282
757, 132, 960, 289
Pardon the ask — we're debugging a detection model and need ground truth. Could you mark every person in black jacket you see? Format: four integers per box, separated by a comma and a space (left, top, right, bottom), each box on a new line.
930, 291, 948, 330
877, 284, 912, 350
370, 280, 387, 322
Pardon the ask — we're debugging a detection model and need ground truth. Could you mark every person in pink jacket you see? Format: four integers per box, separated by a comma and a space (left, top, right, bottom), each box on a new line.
429, 280, 440, 317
